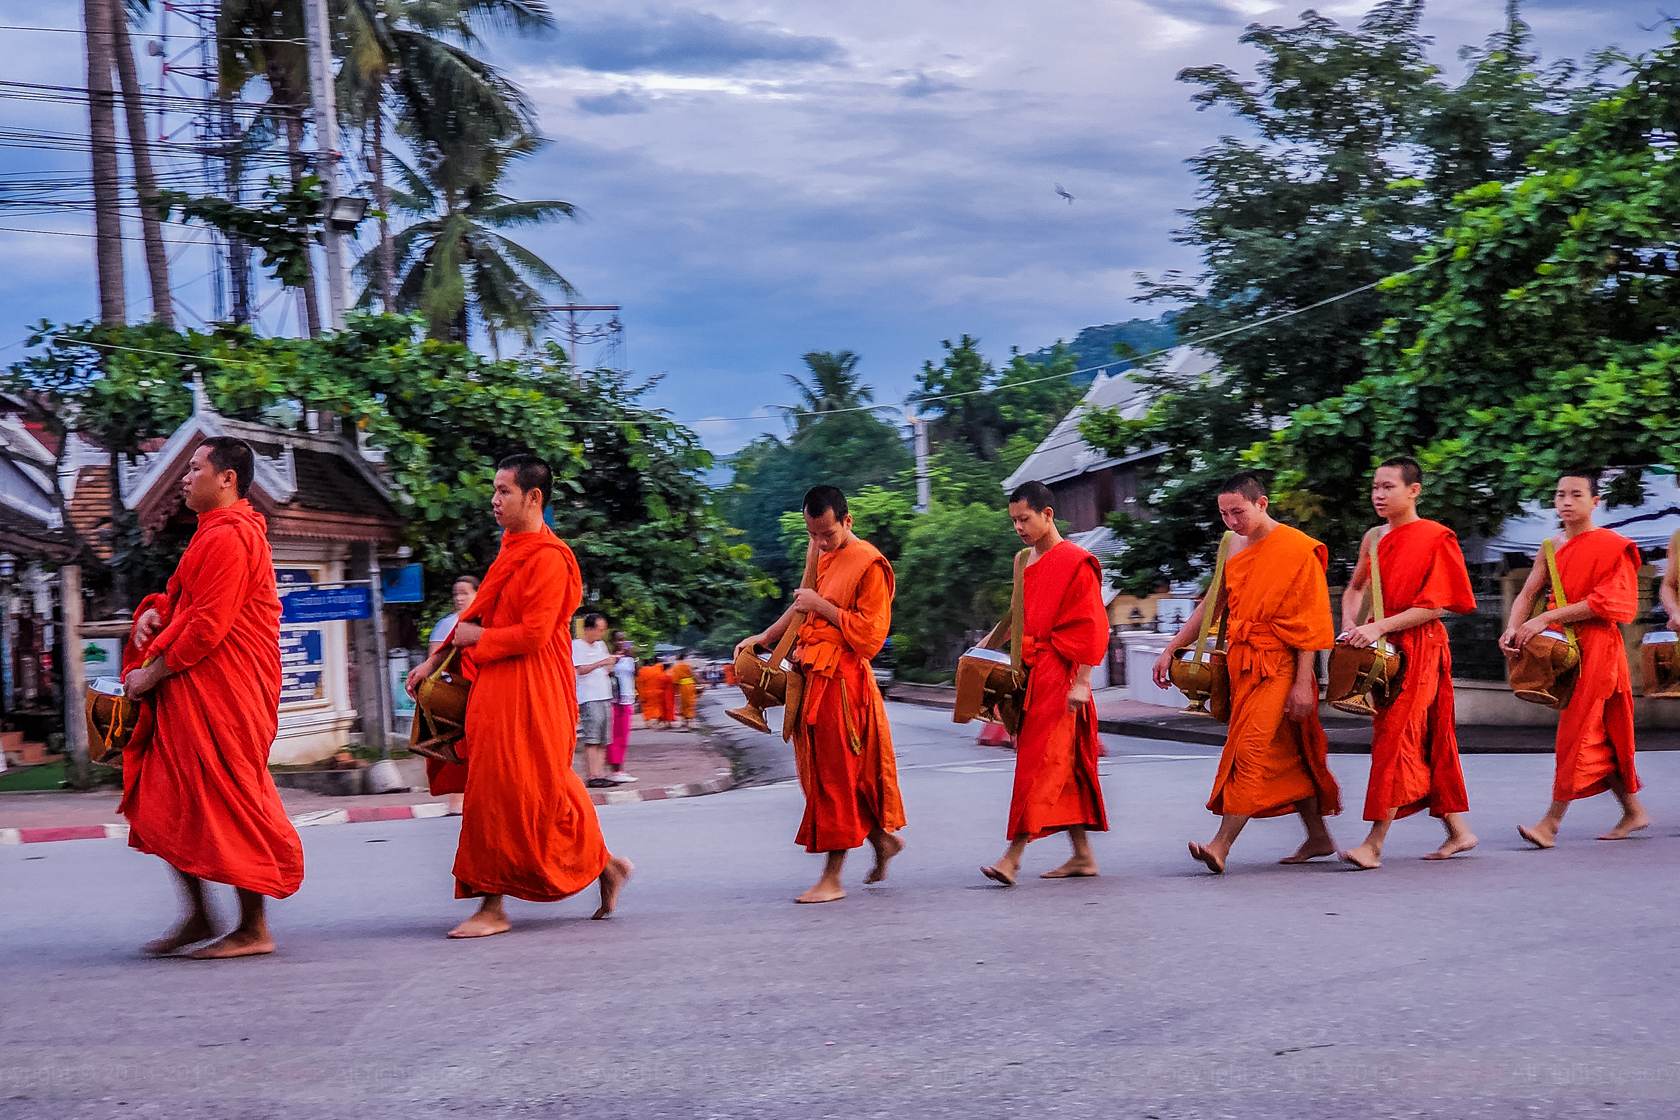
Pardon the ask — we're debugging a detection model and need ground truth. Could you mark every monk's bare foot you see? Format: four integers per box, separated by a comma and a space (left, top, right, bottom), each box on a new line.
864, 833, 904, 884
1517, 823, 1556, 850
980, 863, 1017, 886
187, 928, 274, 959
795, 881, 845, 904
1040, 857, 1098, 879
1598, 810, 1651, 841
447, 911, 512, 939
1278, 839, 1336, 864
1188, 842, 1225, 874
591, 856, 633, 919
141, 914, 217, 957
1338, 844, 1380, 870
1422, 832, 1477, 860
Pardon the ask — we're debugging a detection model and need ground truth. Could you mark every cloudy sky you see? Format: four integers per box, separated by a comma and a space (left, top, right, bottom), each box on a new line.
0, 0, 1667, 455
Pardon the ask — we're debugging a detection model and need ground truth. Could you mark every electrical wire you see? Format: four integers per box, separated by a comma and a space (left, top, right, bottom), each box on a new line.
0, 24, 309, 46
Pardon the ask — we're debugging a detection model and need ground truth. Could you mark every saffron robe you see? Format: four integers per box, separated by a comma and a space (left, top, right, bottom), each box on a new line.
1007, 541, 1110, 840
1544, 528, 1642, 802
637, 664, 668, 722
791, 537, 906, 852
427, 526, 611, 901
118, 500, 303, 899
1208, 524, 1342, 819
1357, 519, 1477, 821
671, 660, 698, 720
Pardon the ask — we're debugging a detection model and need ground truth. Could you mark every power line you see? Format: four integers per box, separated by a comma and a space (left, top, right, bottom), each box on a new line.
0, 23, 309, 46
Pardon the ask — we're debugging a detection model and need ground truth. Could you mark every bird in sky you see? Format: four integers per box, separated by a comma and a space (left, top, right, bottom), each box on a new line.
1054, 183, 1074, 204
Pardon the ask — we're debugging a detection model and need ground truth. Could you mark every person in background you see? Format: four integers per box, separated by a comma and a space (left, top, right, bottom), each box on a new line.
428, 574, 480, 814
670, 653, 698, 731
608, 632, 638, 784
573, 613, 618, 789
429, 575, 481, 657
637, 657, 668, 728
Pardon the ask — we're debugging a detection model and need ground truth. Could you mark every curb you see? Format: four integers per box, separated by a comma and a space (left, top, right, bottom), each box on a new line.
0, 776, 736, 847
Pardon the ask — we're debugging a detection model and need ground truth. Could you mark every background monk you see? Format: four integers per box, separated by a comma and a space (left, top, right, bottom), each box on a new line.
981, 481, 1110, 885
1501, 471, 1649, 847
1661, 530, 1679, 625
120, 437, 302, 959
407, 455, 631, 938
637, 658, 668, 727
671, 656, 698, 730
1152, 472, 1340, 873
1338, 457, 1478, 868
735, 485, 906, 903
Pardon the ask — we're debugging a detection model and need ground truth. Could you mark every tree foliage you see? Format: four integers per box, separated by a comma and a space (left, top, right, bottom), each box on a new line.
157, 175, 329, 290
892, 504, 1018, 672
1259, 31, 1680, 536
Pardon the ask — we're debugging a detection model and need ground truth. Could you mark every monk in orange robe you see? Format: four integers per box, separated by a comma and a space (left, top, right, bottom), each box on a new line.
1502, 471, 1649, 847
671, 658, 698, 728
1339, 457, 1479, 868
736, 485, 906, 903
637, 661, 668, 726
120, 438, 303, 959
981, 480, 1109, 885
408, 455, 631, 938
1154, 472, 1340, 873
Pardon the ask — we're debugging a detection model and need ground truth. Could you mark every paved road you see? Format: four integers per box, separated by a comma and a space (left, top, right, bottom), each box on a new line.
3, 703, 1678, 1119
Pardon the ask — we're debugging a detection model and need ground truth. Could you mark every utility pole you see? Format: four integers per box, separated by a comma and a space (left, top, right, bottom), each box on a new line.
912, 415, 931, 513
303, 0, 348, 330
84, 0, 125, 326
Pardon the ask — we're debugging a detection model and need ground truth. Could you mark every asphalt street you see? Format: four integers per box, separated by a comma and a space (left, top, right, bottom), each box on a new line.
3, 701, 1679, 1120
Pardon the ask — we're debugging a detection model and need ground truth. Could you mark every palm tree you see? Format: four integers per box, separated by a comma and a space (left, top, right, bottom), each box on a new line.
337, 0, 552, 312
782, 350, 877, 432
84, 0, 125, 325
370, 133, 576, 350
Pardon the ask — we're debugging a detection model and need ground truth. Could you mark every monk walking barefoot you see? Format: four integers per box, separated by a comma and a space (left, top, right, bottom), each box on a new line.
979, 482, 1110, 886
408, 456, 628, 938
121, 438, 303, 958
1153, 473, 1341, 873
735, 486, 906, 904
1502, 471, 1651, 849
1338, 458, 1479, 870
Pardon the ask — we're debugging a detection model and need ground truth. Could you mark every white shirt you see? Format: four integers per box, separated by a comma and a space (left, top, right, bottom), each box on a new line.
612, 657, 636, 704
573, 639, 613, 703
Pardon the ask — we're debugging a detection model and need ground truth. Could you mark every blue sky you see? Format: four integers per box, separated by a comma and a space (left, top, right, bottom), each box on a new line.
0, 0, 1666, 455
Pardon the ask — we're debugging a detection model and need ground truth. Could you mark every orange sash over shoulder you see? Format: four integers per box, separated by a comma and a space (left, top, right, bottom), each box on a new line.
790, 538, 906, 852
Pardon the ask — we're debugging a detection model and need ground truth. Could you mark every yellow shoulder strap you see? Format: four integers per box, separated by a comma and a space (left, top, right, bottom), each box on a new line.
1190, 532, 1234, 663
1541, 537, 1578, 651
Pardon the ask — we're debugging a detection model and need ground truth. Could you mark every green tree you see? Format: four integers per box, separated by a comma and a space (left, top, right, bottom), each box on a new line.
782, 350, 878, 432
892, 504, 1018, 673
777, 486, 916, 565
1082, 0, 1589, 592
1259, 31, 1680, 534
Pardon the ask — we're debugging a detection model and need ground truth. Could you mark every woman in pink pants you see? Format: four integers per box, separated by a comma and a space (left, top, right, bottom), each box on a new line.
608, 634, 638, 783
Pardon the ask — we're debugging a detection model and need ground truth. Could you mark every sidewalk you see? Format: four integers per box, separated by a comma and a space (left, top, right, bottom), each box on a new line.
0, 714, 734, 838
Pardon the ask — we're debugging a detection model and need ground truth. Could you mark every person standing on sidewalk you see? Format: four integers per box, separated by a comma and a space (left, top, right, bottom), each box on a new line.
407, 455, 630, 937
637, 658, 669, 728
735, 485, 906, 903
1337, 457, 1478, 869
429, 574, 480, 816
981, 481, 1110, 887
608, 633, 638, 784
573, 614, 618, 789
1503, 471, 1650, 848
670, 653, 698, 731
120, 438, 303, 959
1153, 473, 1341, 874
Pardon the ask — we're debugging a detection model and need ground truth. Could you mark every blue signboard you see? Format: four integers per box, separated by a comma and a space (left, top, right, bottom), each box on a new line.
381, 564, 424, 603
280, 587, 371, 623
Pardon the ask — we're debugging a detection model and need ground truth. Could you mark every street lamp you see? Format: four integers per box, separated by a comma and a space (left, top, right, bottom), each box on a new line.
325, 195, 370, 232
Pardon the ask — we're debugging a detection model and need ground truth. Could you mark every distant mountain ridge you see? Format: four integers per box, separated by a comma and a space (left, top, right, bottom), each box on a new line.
1026, 315, 1178, 385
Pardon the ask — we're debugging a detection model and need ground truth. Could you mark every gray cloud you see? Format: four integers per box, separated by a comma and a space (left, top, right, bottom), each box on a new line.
541, 8, 845, 75
898, 71, 963, 98
576, 88, 652, 115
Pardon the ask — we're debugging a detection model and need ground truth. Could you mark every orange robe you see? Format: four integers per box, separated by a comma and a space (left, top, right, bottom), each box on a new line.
1208, 524, 1342, 819
1359, 519, 1477, 821
791, 538, 906, 852
1008, 541, 1110, 840
637, 665, 667, 721
118, 500, 303, 899
672, 660, 697, 719
426, 526, 611, 901
1546, 528, 1642, 802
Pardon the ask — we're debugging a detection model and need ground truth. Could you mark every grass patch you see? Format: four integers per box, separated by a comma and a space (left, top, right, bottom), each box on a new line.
0, 760, 67, 792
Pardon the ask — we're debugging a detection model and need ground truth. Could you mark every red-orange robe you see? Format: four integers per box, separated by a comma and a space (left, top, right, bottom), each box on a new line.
672, 660, 697, 719
118, 500, 303, 899
426, 526, 611, 900
1208, 523, 1342, 819
1357, 519, 1477, 821
1008, 540, 1110, 840
791, 537, 906, 852
637, 664, 667, 722
1545, 528, 1642, 802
